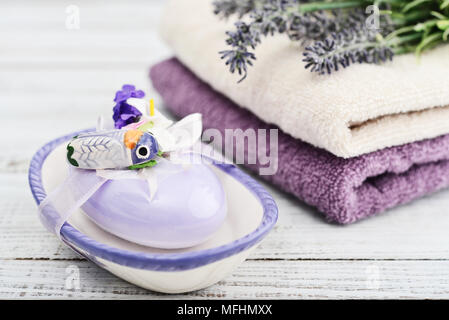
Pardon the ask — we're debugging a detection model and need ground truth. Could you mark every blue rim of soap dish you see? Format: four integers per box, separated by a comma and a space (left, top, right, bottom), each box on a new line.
28, 130, 278, 271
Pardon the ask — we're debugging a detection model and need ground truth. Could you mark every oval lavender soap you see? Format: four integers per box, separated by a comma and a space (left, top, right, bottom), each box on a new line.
80, 164, 227, 249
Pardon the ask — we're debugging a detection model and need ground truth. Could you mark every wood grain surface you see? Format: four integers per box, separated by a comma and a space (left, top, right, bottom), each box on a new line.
1, 0, 449, 299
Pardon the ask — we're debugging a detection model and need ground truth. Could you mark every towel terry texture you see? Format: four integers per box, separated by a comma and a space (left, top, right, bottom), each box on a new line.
150, 58, 449, 224
160, 0, 449, 158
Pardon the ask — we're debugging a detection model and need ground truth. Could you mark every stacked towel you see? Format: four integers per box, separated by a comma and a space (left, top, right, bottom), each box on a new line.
150, 59, 449, 224
151, 0, 449, 223
159, 0, 449, 158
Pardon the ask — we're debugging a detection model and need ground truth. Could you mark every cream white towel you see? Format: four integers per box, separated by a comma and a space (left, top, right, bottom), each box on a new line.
159, 0, 449, 158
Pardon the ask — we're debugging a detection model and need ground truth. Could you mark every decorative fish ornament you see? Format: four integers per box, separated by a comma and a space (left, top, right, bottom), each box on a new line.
66, 129, 160, 170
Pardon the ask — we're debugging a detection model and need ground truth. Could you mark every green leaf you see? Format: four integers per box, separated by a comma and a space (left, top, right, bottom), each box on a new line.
444, 28, 449, 41
431, 11, 448, 20
437, 20, 449, 30
413, 19, 437, 32
66, 145, 79, 167
415, 32, 443, 56
402, 0, 432, 13
128, 159, 158, 170
441, 0, 449, 10
137, 121, 154, 132
299, 1, 362, 13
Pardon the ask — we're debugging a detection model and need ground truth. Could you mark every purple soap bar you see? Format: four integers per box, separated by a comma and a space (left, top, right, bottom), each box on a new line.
81, 164, 227, 248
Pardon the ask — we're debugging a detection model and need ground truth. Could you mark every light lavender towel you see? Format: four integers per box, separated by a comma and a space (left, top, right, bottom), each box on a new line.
150, 58, 449, 224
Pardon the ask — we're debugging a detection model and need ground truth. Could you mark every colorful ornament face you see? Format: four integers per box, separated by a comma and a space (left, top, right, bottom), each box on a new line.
66, 129, 160, 170
39, 84, 219, 251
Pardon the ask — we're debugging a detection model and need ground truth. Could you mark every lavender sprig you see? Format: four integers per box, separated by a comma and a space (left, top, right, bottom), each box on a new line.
219, 21, 258, 82
214, 0, 449, 81
215, 0, 373, 81
213, 0, 260, 18
302, 28, 394, 74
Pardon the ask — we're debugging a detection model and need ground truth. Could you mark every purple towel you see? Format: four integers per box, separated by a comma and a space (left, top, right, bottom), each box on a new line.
150, 58, 449, 224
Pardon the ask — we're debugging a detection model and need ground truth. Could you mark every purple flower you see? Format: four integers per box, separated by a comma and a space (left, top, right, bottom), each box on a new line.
113, 84, 145, 129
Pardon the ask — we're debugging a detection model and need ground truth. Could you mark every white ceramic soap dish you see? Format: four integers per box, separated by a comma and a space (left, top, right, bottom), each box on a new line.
29, 131, 278, 293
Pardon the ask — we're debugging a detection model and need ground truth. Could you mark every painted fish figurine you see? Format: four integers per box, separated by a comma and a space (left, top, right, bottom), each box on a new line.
66, 129, 160, 170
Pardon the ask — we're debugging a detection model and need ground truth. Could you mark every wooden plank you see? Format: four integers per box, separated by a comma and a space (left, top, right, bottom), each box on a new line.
3, 172, 449, 261
0, 70, 157, 97
0, 70, 164, 111
0, 1, 164, 29
0, 36, 171, 69
0, 0, 171, 69
1, 259, 449, 299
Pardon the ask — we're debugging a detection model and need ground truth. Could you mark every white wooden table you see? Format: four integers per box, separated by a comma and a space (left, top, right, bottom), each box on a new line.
1, 0, 449, 299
